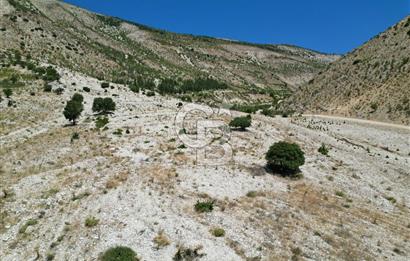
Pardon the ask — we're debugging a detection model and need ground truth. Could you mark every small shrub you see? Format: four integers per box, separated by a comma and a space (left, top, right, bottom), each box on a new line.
54, 87, 64, 95
96, 116, 109, 129
246, 191, 258, 198
173, 245, 205, 261
229, 115, 251, 130
101, 82, 110, 89
146, 91, 155, 97
113, 129, 123, 136
3, 88, 12, 98
71, 132, 79, 142
210, 228, 225, 237
43, 84, 52, 92
153, 231, 171, 248
335, 191, 345, 197
85, 216, 99, 227
83, 86, 91, 92
194, 200, 214, 213
318, 144, 329, 156
370, 102, 378, 112
265, 141, 305, 175
100, 246, 138, 261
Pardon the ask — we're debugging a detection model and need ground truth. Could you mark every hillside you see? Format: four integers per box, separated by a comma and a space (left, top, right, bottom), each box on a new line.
288, 15, 410, 124
1, 1, 410, 260
0, 0, 338, 106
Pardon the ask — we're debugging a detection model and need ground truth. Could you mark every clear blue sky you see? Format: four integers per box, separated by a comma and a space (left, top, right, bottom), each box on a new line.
63, 0, 409, 54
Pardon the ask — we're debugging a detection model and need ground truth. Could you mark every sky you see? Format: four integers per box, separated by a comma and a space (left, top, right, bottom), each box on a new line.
63, 0, 409, 54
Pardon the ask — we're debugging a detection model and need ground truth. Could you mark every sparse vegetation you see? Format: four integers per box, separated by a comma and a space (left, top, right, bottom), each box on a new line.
3, 88, 12, 98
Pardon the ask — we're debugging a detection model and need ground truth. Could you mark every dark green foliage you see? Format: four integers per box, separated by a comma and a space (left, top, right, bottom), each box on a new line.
100, 246, 138, 261
266, 141, 305, 175
229, 115, 251, 130
92, 97, 116, 114
3, 88, 12, 98
83, 87, 91, 93
72, 93, 84, 103
42, 66, 60, 82
43, 84, 52, 92
318, 143, 329, 156
71, 132, 79, 142
64, 95, 84, 125
101, 82, 110, 89
194, 200, 214, 213
146, 91, 155, 97
158, 79, 179, 94
180, 78, 227, 92
54, 87, 64, 95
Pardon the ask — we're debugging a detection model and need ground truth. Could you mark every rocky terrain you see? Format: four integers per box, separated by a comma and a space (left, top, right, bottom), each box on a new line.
0, 67, 409, 260
0, 0, 409, 261
288, 15, 410, 125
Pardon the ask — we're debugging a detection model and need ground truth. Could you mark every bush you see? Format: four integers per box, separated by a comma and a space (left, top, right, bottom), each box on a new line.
229, 115, 251, 130
194, 200, 214, 213
100, 246, 138, 261
265, 141, 305, 175
101, 82, 110, 89
318, 144, 329, 156
71, 132, 80, 142
210, 228, 225, 237
54, 87, 64, 95
96, 116, 109, 129
72, 93, 84, 103
92, 97, 116, 114
43, 84, 52, 92
146, 91, 155, 97
83, 86, 91, 92
3, 88, 12, 98
63, 99, 83, 125
84, 216, 99, 227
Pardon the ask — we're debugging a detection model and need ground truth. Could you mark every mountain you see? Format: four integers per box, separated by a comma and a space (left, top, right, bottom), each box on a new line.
0, 0, 338, 105
287, 15, 410, 124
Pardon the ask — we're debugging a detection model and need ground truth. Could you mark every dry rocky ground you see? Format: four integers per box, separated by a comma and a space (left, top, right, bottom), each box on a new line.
0, 69, 409, 260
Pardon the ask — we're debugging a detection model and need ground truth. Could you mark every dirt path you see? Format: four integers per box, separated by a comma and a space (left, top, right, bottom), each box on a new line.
303, 114, 410, 131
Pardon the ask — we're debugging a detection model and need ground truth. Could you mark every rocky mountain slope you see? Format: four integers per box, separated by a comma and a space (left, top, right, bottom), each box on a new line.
0, 0, 338, 105
288, 15, 410, 124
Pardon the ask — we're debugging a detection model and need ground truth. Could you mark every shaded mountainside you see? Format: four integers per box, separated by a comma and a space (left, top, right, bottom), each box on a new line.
0, 0, 338, 105
288, 15, 410, 125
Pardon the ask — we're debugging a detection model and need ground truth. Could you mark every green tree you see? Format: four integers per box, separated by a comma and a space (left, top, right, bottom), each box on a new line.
92, 97, 116, 114
63, 99, 83, 125
265, 141, 305, 175
3, 88, 12, 98
229, 115, 251, 130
